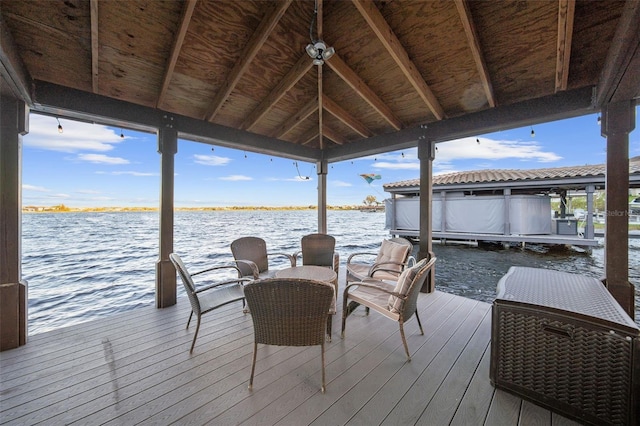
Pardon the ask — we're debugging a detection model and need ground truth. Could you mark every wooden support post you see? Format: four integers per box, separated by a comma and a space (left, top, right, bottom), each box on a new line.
601, 100, 635, 319
585, 185, 595, 240
418, 139, 435, 292
317, 158, 328, 234
155, 119, 177, 308
0, 97, 28, 350
503, 188, 511, 235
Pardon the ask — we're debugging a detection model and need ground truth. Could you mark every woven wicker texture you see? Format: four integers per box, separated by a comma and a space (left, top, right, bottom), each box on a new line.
244, 278, 333, 347
496, 266, 637, 329
495, 307, 634, 425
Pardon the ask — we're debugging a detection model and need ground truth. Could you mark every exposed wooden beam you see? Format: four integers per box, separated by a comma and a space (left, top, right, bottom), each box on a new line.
31, 80, 320, 162
353, 0, 445, 120
322, 125, 346, 145
322, 94, 373, 137
0, 15, 33, 104
317, 0, 324, 149
454, 0, 496, 107
90, 0, 99, 94
326, 86, 596, 162
156, 0, 197, 109
299, 126, 320, 146
597, 0, 640, 105
271, 96, 318, 138
241, 54, 313, 131
206, 0, 292, 121
327, 54, 403, 130
555, 0, 575, 92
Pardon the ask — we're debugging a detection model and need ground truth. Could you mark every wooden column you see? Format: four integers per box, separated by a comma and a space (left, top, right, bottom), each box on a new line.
316, 159, 328, 234
0, 97, 28, 350
155, 121, 177, 308
503, 188, 511, 235
418, 139, 435, 292
585, 184, 595, 240
601, 100, 635, 318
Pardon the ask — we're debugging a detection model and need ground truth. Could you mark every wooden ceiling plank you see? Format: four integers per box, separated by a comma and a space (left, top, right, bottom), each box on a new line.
90, 0, 99, 94
272, 96, 318, 138
322, 94, 373, 137
454, 0, 496, 107
0, 15, 33, 104
205, 0, 292, 121
241, 54, 313, 131
555, 0, 575, 92
322, 125, 346, 145
327, 54, 403, 130
353, 0, 445, 120
156, 0, 197, 109
597, 0, 640, 105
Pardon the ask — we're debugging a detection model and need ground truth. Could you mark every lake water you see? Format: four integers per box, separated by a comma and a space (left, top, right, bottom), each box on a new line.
22, 210, 640, 335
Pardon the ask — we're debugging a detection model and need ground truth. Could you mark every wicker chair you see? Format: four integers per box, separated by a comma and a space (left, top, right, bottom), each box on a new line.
169, 253, 249, 353
230, 236, 295, 279
244, 278, 334, 393
342, 256, 437, 361
346, 237, 414, 286
293, 233, 339, 283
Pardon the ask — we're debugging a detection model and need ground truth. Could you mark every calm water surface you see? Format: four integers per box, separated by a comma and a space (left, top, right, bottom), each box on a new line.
22, 210, 640, 334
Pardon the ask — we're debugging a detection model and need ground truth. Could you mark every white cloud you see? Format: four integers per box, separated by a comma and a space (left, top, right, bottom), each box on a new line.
436, 137, 561, 162
373, 161, 420, 170
332, 180, 352, 187
23, 184, 49, 192
24, 114, 125, 153
194, 154, 231, 166
77, 154, 129, 165
220, 175, 252, 181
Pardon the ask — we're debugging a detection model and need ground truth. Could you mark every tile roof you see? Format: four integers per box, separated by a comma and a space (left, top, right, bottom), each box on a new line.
384, 156, 640, 190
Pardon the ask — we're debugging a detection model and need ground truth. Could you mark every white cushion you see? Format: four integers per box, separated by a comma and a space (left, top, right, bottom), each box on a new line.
374, 239, 410, 275
387, 258, 427, 313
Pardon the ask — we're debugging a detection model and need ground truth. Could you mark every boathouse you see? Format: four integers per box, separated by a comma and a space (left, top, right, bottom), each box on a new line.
384, 156, 640, 247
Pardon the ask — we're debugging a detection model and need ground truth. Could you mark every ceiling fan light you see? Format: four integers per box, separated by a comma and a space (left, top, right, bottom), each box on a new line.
313, 58, 324, 66
322, 46, 335, 61
305, 43, 318, 58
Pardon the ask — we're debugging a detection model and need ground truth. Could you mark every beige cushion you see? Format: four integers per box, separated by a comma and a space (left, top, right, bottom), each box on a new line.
374, 239, 411, 275
388, 258, 428, 313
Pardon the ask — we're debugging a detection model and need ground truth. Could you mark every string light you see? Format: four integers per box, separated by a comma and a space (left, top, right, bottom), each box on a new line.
597, 115, 601, 125
56, 118, 63, 133
294, 161, 310, 180
401, 152, 405, 158
476, 138, 480, 144
530, 127, 535, 138
120, 128, 124, 139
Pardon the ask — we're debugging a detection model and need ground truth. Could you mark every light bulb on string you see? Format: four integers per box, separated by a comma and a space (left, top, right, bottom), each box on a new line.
597, 115, 601, 125
530, 127, 535, 138
56, 118, 63, 133
476, 138, 480, 144
120, 129, 124, 139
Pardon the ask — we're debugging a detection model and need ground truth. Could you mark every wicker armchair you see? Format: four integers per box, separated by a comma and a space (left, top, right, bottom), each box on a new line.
169, 253, 249, 353
293, 233, 339, 282
342, 256, 437, 361
230, 236, 295, 279
244, 278, 334, 393
346, 237, 414, 286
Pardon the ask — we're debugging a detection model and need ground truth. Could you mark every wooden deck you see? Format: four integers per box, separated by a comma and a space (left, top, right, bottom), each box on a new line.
1, 275, 583, 425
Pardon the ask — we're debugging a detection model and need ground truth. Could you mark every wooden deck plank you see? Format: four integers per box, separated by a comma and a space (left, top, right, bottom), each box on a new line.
0, 287, 586, 426
448, 344, 494, 426
342, 296, 477, 425
267, 293, 456, 426
415, 306, 493, 425
379, 299, 488, 425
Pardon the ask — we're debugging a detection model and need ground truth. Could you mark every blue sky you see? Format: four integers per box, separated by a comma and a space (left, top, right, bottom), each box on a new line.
22, 108, 639, 208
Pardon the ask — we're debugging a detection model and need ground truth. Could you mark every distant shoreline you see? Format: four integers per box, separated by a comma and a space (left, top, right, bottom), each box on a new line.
22, 205, 384, 213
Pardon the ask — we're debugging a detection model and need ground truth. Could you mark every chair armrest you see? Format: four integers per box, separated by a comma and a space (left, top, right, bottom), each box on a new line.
190, 264, 243, 278
344, 280, 400, 297
195, 277, 253, 293
367, 261, 406, 277
267, 252, 296, 267
233, 259, 260, 279
332, 252, 340, 274
292, 250, 302, 266
346, 252, 377, 264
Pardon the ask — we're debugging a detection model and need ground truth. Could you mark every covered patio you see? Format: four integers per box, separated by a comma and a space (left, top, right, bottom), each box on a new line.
1, 1, 639, 422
